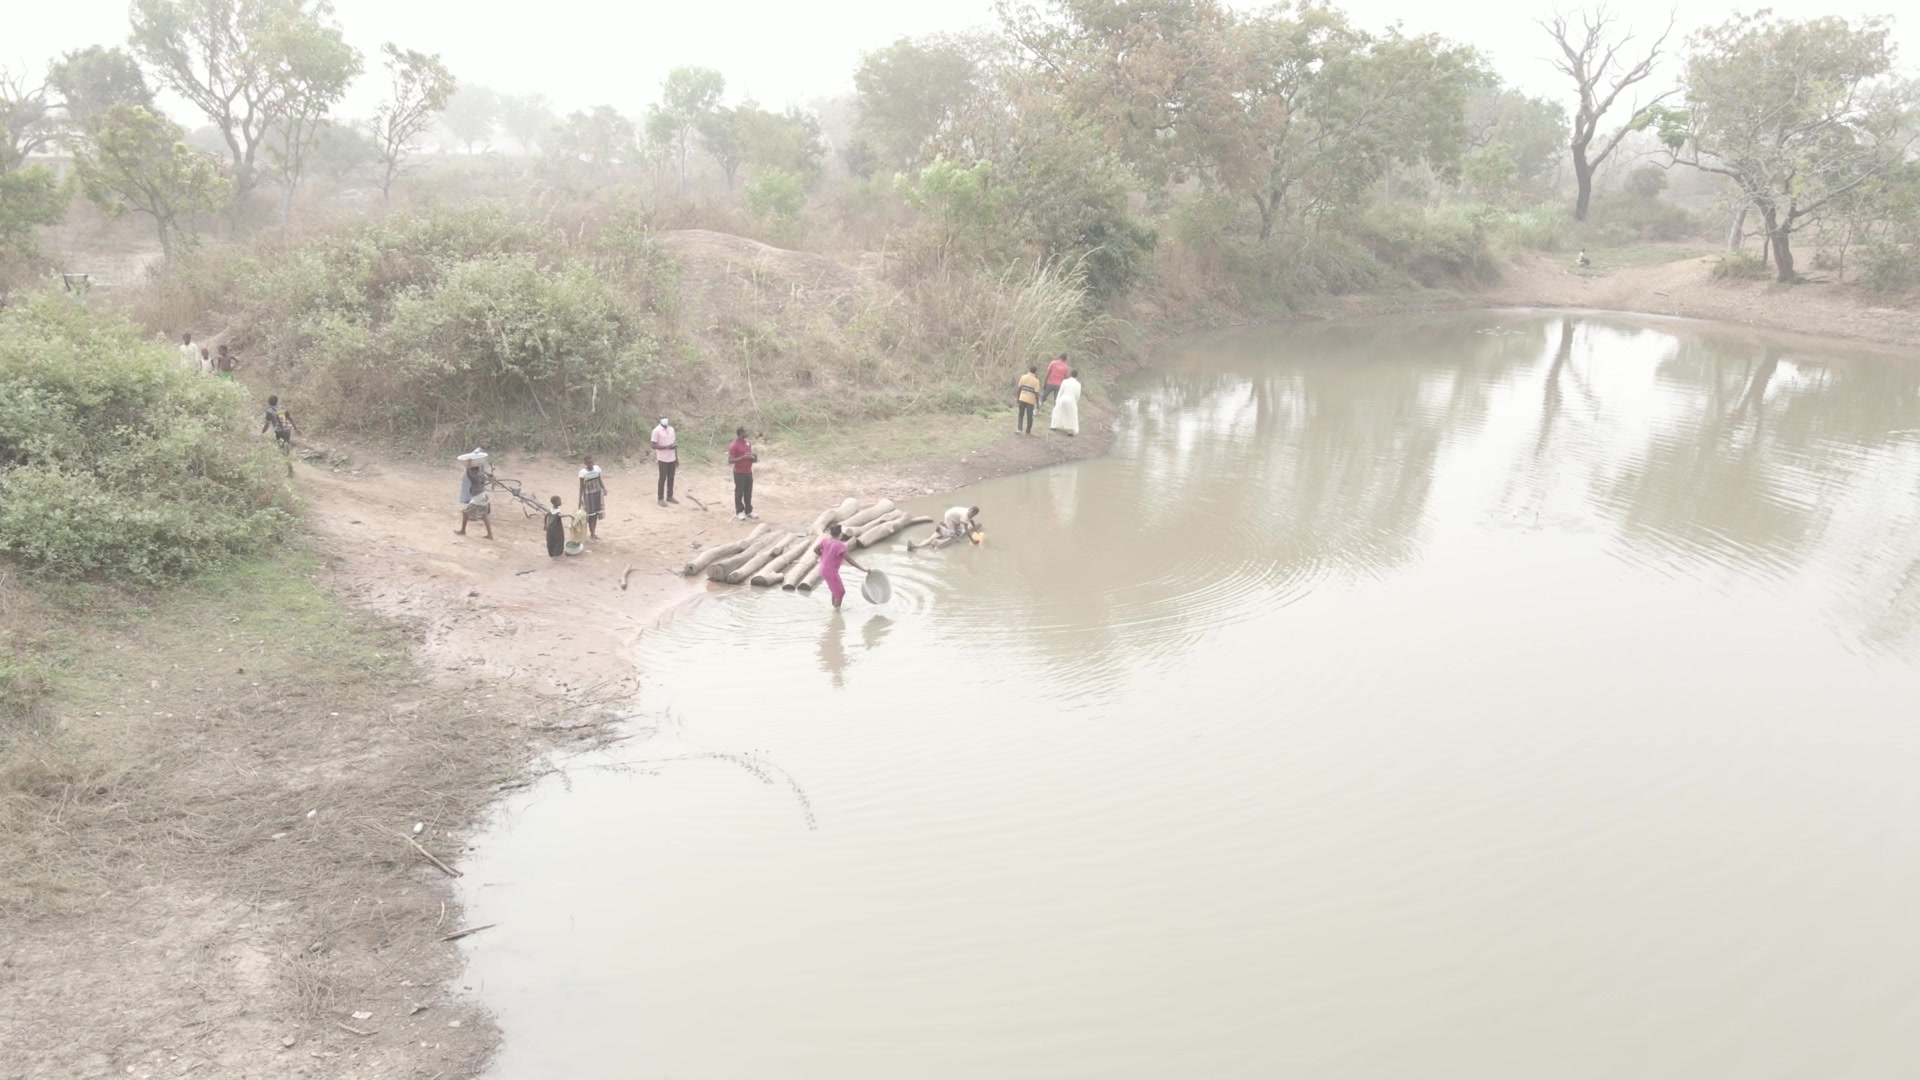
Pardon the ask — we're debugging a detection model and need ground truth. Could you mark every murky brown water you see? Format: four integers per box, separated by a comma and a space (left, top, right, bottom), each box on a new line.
461, 312, 1920, 1079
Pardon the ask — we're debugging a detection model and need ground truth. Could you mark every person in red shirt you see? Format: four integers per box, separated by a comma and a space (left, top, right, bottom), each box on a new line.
727, 426, 758, 520
1041, 352, 1070, 406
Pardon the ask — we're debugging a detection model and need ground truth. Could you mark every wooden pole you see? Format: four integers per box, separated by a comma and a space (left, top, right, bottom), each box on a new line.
752, 538, 809, 585
839, 499, 896, 530
782, 547, 819, 590
854, 515, 930, 549
729, 536, 794, 584
809, 498, 858, 534
708, 531, 785, 581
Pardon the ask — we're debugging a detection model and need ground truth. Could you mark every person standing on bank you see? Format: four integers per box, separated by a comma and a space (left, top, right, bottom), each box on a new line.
728, 427, 758, 520
178, 332, 202, 373
1041, 352, 1069, 406
651, 416, 678, 506
1016, 365, 1041, 435
578, 455, 607, 540
1050, 368, 1082, 436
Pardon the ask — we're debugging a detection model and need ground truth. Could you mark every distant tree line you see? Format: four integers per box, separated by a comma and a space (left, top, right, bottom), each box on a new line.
3, 0, 1917, 295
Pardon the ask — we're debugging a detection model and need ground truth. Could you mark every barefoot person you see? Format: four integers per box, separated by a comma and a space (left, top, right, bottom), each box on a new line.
940, 505, 980, 543
815, 522, 869, 611
578, 455, 607, 539
728, 427, 758, 520
651, 416, 678, 506
260, 395, 298, 449
1050, 368, 1082, 436
456, 450, 493, 540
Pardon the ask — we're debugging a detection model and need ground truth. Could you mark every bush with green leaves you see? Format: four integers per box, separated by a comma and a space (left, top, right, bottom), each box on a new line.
1855, 241, 1915, 293
0, 293, 297, 583
166, 207, 667, 449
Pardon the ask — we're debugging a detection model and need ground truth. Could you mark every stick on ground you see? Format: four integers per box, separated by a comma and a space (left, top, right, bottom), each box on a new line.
407, 836, 461, 878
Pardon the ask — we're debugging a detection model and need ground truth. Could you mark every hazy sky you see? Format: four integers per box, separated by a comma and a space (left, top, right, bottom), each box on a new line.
6, 0, 1910, 122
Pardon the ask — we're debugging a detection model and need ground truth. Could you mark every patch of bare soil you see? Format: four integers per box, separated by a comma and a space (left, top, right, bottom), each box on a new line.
1479, 250, 1920, 348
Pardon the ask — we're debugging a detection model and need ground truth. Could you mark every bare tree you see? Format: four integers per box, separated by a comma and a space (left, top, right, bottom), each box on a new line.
365, 44, 456, 206
1540, 5, 1677, 221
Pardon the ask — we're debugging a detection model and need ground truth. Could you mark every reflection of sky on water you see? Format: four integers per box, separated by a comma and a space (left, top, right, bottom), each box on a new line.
465, 311, 1920, 1080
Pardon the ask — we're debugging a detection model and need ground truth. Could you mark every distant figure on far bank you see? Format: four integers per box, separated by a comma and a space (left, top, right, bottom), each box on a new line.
651, 416, 678, 506
1041, 352, 1070, 406
578, 455, 607, 540
1576, 248, 1591, 269
213, 343, 238, 378
728, 426, 758, 520
1050, 368, 1082, 436
1016, 365, 1041, 435
456, 450, 493, 540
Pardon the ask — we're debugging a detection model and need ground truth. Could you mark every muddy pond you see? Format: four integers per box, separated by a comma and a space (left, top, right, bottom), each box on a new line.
460, 311, 1920, 1079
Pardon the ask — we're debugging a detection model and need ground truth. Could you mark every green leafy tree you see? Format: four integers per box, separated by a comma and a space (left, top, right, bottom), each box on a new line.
46, 46, 153, 128
365, 44, 456, 206
0, 165, 69, 289
1660, 12, 1920, 282
499, 93, 557, 155
897, 157, 1012, 264
440, 84, 497, 152
739, 104, 826, 183
697, 106, 746, 189
853, 36, 985, 169
1539, 5, 1677, 222
551, 106, 638, 176
129, 0, 357, 202
72, 105, 229, 258
1462, 84, 1568, 202
648, 66, 725, 192
308, 120, 378, 180
261, 13, 361, 225
1, 67, 55, 166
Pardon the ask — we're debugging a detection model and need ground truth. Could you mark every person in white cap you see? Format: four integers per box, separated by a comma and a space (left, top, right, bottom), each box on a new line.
651, 416, 678, 506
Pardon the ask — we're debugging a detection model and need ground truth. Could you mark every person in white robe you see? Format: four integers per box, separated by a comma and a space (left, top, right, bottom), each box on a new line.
1049, 370, 1082, 435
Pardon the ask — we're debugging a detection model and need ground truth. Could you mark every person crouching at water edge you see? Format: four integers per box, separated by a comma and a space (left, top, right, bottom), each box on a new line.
456, 451, 492, 540
578, 455, 607, 539
815, 523, 869, 611
941, 505, 980, 544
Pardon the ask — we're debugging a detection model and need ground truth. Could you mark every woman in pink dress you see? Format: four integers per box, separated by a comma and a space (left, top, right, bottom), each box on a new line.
815, 522, 869, 610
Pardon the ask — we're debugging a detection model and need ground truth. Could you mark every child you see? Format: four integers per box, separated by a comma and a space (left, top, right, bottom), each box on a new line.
260, 395, 297, 448
545, 495, 569, 558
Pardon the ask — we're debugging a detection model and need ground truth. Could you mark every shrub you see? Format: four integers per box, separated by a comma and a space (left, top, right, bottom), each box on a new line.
1856, 241, 1916, 293
1711, 251, 1770, 280
1358, 203, 1498, 285
159, 207, 665, 450
0, 293, 297, 583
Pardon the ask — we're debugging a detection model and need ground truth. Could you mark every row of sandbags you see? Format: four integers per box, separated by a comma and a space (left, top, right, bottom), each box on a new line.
680, 498, 932, 591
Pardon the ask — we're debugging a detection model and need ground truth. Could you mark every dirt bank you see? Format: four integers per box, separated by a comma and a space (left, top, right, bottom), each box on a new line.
1311, 247, 1920, 349
7, 238, 1913, 1080
0, 406, 1115, 1080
